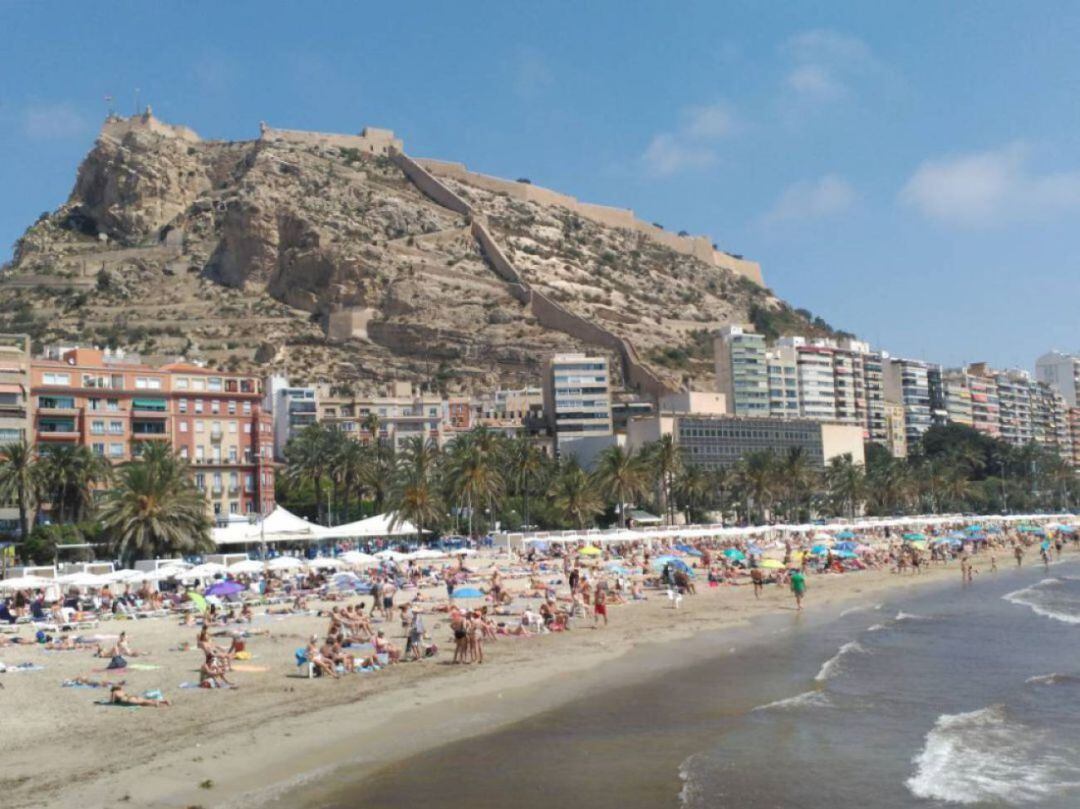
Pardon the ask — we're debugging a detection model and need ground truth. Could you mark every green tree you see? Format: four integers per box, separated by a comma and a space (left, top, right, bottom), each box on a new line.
549, 459, 603, 530
824, 453, 865, 519
389, 436, 443, 537
594, 445, 649, 527
0, 439, 39, 541
98, 448, 212, 563
39, 444, 112, 523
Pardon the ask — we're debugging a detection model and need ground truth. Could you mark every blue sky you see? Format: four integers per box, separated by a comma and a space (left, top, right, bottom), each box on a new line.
2, 1, 1079, 371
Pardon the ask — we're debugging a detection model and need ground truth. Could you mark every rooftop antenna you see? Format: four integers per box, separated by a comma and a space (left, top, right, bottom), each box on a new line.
134, 87, 141, 115
104, 94, 115, 117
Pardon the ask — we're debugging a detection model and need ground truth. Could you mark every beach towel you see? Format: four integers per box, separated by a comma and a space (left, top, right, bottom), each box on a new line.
231, 664, 268, 673
126, 663, 161, 671
0, 662, 44, 673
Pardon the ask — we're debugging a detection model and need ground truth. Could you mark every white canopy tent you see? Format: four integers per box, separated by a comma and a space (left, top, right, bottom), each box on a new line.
213, 506, 329, 546
315, 512, 428, 540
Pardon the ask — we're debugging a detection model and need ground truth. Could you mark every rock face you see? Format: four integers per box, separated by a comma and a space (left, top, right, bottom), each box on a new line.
0, 113, 841, 394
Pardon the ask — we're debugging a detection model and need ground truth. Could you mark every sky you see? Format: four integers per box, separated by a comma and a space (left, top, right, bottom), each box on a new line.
2, 0, 1079, 372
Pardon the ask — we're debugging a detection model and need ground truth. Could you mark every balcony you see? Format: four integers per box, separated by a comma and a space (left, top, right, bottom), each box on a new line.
210, 430, 223, 441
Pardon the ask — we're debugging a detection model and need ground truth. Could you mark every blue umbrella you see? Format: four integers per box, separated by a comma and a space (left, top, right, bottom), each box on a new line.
652, 557, 694, 576
903, 533, 926, 541
833, 541, 858, 552
747, 544, 764, 555
723, 548, 746, 561
810, 544, 829, 555
1057, 525, 1077, 534
205, 580, 243, 597
451, 587, 484, 599
605, 562, 629, 576
835, 530, 856, 540
833, 549, 857, 559
675, 544, 703, 557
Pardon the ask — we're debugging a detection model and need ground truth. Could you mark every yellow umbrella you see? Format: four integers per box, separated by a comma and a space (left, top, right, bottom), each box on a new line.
789, 552, 804, 564
579, 545, 602, 556
759, 559, 784, 569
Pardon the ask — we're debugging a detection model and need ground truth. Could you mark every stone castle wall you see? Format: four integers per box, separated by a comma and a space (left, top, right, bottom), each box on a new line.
259, 125, 403, 156
100, 111, 201, 144
417, 159, 764, 286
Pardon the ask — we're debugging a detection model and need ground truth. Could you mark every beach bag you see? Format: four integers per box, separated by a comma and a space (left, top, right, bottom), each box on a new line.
424, 643, 438, 658
107, 655, 127, 670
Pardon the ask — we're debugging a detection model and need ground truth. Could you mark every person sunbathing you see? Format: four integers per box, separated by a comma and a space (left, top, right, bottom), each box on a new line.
96, 631, 142, 659
323, 637, 355, 673
199, 653, 235, 688
373, 630, 401, 663
65, 676, 125, 689
303, 636, 338, 678
109, 685, 170, 707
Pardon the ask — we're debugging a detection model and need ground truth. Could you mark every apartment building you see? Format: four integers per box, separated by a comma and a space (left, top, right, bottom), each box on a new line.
941, 369, 974, 427
713, 326, 769, 417
775, 339, 838, 422
859, 348, 888, 444
884, 358, 935, 448
30, 348, 273, 518
543, 353, 612, 447
317, 381, 447, 450
0, 335, 31, 534
1036, 351, 1080, 408
264, 376, 318, 461
765, 348, 800, 419
883, 401, 908, 458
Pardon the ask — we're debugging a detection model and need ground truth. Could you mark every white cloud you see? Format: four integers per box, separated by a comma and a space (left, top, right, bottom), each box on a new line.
781, 29, 876, 105
641, 134, 717, 177
785, 65, 845, 102
682, 102, 738, 139
23, 103, 87, 140
640, 101, 737, 177
900, 143, 1080, 227
764, 175, 856, 223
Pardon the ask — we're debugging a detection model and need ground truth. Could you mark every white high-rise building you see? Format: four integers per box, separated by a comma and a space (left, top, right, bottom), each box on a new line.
1036, 351, 1080, 408
543, 353, 613, 455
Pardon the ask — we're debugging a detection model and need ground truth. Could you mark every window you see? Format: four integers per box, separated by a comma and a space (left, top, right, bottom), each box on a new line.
195, 446, 204, 462
91, 420, 105, 434
109, 443, 124, 458
134, 377, 162, 390
42, 372, 70, 385
174, 377, 189, 390
228, 421, 237, 433
226, 400, 237, 415
108, 421, 123, 435
192, 378, 206, 392
194, 399, 204, 414
179, 446, 188, 460
208, 377, 223, 392
91, 443, 105, 456
195, 421, 204, 433
245, 474, 254, 492
242, 402, 251, 415
211, 400, 220, 414
107, 399, 120, 411
229, 502, 239, 515
243, 423, 252, 434
179, 422, 188, 433
0, 428, 22, 444
228, 446, 237, 462
178, 398, 188, 414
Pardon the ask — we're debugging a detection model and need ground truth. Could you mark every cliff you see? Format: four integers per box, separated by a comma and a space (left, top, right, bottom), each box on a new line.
0, 112, 840, 394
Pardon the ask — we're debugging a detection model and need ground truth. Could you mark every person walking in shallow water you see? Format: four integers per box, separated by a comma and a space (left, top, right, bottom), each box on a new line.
789, 569, 807, 611
1014, 544, 1024, 568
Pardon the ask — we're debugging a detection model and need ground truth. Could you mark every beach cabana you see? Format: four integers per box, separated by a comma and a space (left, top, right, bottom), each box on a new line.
317, 512, 428, 540
213, 506, 327, 546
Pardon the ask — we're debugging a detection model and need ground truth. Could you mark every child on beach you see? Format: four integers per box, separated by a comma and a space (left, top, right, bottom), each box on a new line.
789, 569, 807, 611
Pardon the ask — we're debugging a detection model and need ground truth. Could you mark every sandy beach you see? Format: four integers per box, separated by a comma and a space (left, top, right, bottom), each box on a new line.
0, 549, 1031, 809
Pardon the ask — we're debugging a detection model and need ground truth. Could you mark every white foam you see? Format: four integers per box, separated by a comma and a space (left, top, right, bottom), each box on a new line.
907, 705, 1080, 805
895, 611, 929, 622
753, 690, 832, 711
1026, 673, 1080, 686
866, 623, 886, 632
814, 641, 866, 682
840, 602, 884, 617
677, 754, 703, 807
1004, 580, 1080, 625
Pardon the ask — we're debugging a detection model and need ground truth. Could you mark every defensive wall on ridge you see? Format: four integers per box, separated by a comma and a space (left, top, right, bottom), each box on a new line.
386, 150, 678, 398
416, 158, 764, 287
258, 124, 403, 156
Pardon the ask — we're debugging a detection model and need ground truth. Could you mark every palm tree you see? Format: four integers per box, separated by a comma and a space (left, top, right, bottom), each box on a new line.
446, 430, 504, 537
735, 450, 779, 524
99, 448, 212, 564
549, 459, 603, 530
283, 424, 336, 524
779, 446, 816, 523
389, 436, 442, 538
329, 439, 367, 524
505, 436, 545, 529
0, 439, 39, 541
646, 434, 681, 525
39, 444, 112, 523
674, 463, 712, 525
362, 412, 381, 446
594, 445, 649, 527
825, 454, 865, 519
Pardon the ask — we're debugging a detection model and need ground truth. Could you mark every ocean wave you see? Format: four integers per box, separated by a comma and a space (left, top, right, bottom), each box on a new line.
895, 611, 929, 622
814, 641, 866, 682
907, 705, 1080, 805
1026, 673, 1080, 686
840, 602, 884, 617
677, 753, 704, 807
1004, 580, 1080, 625
866, 623, 886, 632
753, 689, 832, 712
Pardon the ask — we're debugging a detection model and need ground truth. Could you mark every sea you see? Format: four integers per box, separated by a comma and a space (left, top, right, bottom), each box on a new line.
296, 558, 1080, 808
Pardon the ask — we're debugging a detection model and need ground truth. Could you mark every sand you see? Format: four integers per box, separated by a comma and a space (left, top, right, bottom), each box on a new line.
0, 551, 1034, 809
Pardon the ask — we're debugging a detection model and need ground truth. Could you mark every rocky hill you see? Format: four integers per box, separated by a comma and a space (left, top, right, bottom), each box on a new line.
0, 111, 842, 395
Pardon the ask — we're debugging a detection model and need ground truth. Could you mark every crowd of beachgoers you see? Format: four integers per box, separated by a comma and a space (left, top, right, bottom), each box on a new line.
0, 515, 1076, 708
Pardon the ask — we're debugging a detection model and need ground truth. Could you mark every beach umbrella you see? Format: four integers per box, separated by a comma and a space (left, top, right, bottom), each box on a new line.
186, 591, 208, 612
835, 530, 857, 540
57, 572, 109, 588
812, 533, 834, 543
453, 548, 476, 557
759, 559, 785, 569
340, 551, 379, 566
579, 545, 602, 556
789, 551, 805, 564
308, 556, 345, 571
854, 544, 873, 554
605, 563, 629, 576
833, 550, 858, 559
723, 548, 746, 561
330, 572, 364, 590
451, 587, 484, 599
675, 544, 703, 557
909, 540, 929, 551
903, 533, 926, 541
408, 548, 445, 560
374, 549, 409, 562
0, 575, 52, 591
833, 541, 858, 552
104, 569, 143, 583
810, 544, 829, 556
652, 557, 694, 576
229, 559, 266, 574
184, 562, 228, 579
747, 544, 765, 555
205, 580, 244, 597
267, 556, 306, 571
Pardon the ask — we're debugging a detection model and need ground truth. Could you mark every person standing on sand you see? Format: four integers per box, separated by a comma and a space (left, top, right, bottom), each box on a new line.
789, 569, 807, 611
750, 566, 764, 599
990, 553, 998, 573
1014, 544, 1024, 568
593, 585, 608, 627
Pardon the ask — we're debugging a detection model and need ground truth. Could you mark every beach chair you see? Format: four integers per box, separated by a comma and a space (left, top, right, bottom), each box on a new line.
666, 589, 683, 609
295, 647, 315, 679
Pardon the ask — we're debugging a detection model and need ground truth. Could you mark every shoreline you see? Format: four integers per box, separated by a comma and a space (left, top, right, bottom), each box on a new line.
13, 558, 1003, 809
